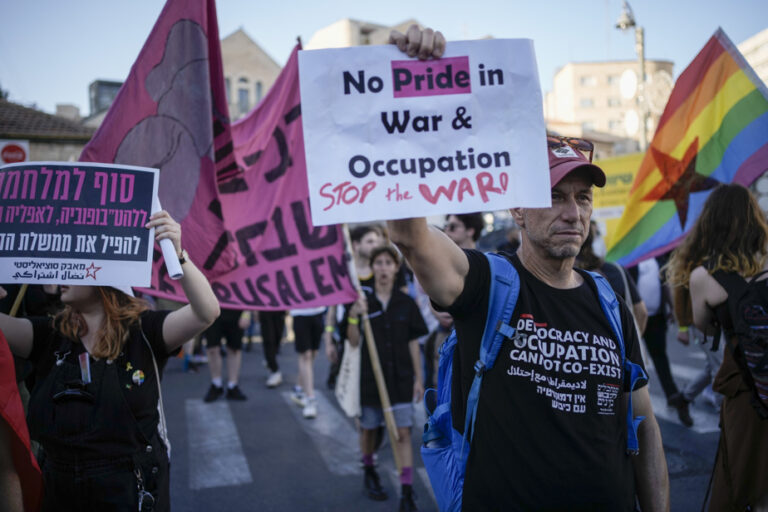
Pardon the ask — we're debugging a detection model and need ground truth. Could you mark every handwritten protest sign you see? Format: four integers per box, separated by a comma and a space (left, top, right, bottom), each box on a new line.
299, 39, 551, 226
0, 162, 157, 287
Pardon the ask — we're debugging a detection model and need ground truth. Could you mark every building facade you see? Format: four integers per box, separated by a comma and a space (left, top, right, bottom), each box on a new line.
544, 60, 674, 155
305, 18, 417, 50
221, 29, 282, 121
0, 99, 94, 161
738, 27, 768, 87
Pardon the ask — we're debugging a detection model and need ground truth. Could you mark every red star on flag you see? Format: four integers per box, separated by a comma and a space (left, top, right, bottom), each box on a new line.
85, 263, 102, 280
642, 138, 720, 228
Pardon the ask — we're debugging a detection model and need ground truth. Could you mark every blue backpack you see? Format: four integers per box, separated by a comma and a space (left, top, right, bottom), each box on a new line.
420, 253, 648, 512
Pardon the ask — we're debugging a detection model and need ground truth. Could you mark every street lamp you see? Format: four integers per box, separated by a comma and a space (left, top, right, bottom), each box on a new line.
616, 0, 648, 152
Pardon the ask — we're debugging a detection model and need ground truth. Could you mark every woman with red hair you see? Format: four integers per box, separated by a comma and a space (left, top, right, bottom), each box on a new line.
0, 211, 220, 511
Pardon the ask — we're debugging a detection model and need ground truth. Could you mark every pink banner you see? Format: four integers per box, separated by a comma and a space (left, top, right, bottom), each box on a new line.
80, 0, 355, 309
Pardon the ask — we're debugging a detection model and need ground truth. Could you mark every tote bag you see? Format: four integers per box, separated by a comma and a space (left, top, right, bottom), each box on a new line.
334, 340, 361, 417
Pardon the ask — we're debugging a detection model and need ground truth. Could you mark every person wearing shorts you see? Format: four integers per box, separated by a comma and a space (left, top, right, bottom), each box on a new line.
288, 307, 326, 418
203, 308, 248, 402
345, 245, 427, 509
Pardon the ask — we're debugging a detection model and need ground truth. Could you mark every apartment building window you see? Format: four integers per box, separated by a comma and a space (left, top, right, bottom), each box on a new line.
579, 97, 595, 108
238, 88, 250, 115
581, 121, 596, 131
607, 97, 621, 107
237, 77, 250, 115
255, 81, 263, 104
580, 75, 597, 87
608, 119, 622, 131
224, 78, 231, 102
607, 74, 619, 85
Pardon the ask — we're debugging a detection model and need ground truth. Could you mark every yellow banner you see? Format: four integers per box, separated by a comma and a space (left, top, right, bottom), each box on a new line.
592, 152, 644, 245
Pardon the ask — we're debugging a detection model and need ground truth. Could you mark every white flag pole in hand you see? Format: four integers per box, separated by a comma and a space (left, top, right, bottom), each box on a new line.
152, 196, 183, 280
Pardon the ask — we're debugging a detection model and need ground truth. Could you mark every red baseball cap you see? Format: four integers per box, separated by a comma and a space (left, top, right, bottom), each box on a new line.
548, 144, 606, 188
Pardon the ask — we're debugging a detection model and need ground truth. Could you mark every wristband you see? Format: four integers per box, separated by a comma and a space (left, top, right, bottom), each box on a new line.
678, 326, 689, 332
348, 317, 360, 325
324, 325, 335, 333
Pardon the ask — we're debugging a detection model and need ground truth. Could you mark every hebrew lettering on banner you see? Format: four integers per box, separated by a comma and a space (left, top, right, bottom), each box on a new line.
0, 162, 157, 287
77, 0, 355, 310
141, 46, 355, 310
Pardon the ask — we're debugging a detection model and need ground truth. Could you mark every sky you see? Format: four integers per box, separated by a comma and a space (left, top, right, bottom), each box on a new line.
1, 0, 765, 116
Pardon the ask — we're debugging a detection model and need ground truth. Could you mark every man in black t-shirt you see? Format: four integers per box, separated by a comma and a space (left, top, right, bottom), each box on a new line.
384, 31, 668, 506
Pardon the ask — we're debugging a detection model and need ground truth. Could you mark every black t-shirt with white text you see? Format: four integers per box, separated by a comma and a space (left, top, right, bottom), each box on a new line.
446, 251, 646, 511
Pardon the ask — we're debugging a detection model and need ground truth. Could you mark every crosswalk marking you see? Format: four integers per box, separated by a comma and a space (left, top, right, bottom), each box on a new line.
280, 391, 362, 476
284, 391, 437, 505
186, 399, 253, 490
644, 361, 721, 434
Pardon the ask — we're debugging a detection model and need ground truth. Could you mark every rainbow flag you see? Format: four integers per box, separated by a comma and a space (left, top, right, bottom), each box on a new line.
606, 28, 768, 266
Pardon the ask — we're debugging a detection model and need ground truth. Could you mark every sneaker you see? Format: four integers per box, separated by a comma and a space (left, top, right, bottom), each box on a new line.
203, 384, 224, 403
266, 371, 283, 388
226, 385, 247, 401
363, 466, 387, 501
676, 401, 694, 428
290, 386, 307, 408
399, 484, 418, 512
302, 398, 317, 419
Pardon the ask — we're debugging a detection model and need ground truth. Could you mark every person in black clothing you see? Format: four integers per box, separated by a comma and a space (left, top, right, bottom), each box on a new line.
345, 245, 427, 511
576, 224, 648, 335
202, 308, 248, 402
386, 29, 668, 504
628, 256, 693, 427
0, 210, 220, 512
259, 310, 287, 388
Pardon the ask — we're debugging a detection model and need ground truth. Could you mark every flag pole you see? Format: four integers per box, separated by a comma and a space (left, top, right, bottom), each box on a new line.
9, 284, 28, 317
341, 224, 403, 472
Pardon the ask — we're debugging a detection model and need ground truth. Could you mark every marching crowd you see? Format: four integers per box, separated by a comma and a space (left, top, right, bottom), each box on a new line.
1, 25, 767, 512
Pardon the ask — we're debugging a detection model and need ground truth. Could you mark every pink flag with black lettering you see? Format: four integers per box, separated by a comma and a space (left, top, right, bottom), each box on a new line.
80, 0, 355, 309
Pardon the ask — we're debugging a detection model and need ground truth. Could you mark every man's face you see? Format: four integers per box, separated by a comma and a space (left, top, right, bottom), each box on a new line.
444, 215, 472, 247
514, 170, 593, 260
355, 231, 383, 259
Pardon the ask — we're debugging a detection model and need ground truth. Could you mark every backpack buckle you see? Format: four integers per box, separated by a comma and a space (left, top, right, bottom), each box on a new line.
473, 360, 486, 376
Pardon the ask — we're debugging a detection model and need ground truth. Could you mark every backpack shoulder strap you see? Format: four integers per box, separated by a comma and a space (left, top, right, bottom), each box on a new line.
711, 270, 749, 301
461, 253, 520, 458
479, 253, 520, 367
584, 270, 648, 455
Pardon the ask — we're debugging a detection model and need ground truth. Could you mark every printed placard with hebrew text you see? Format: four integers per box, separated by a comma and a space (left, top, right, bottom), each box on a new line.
0, 162, 157, 287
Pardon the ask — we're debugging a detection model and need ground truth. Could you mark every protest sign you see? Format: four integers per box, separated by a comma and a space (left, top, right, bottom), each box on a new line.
299, 39, 550, 226
0, 162, 157, 287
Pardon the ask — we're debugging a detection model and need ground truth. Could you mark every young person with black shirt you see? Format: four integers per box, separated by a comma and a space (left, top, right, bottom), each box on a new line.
345, 245, 427, 511
386, 28, 668, 508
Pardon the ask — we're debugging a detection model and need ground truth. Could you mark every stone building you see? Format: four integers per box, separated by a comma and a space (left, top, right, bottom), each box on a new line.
305, 18, 417, 50
221, 28, 282, 121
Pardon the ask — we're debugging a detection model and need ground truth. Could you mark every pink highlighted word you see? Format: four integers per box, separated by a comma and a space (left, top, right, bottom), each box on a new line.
391, 57, 471, 98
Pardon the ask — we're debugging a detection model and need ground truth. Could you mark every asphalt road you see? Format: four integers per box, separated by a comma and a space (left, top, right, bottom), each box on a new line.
160, 325, 720, 512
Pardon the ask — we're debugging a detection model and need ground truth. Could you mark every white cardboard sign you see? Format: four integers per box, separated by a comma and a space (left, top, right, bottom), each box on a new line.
299, 39, 551, 226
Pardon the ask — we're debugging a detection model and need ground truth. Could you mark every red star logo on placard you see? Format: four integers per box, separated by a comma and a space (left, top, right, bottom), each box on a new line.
642, 138, 720, 228
85, 263, 102, 280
